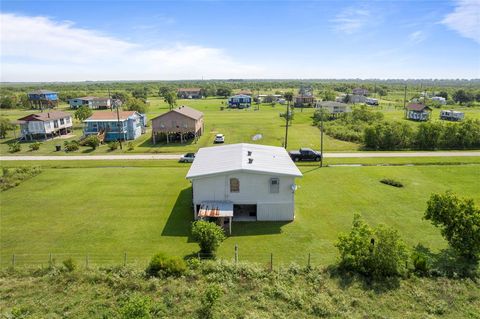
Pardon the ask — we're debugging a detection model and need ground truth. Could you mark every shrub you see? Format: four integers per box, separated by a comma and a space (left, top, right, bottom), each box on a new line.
198, 284, 222, 319
29, 141, 41, 151
64, 140, 80, 152
108, 141, 119, 151
425, 191, 480, 261
62, 258, 77, 272
380, 179, 404, 188
145, 253, 187, 277
8, 142, 21, 153
0, 167, 42, 191
335, 214, 409, 277
191, 221, 226, 256
411, 250, 430, 275
84, 135, 100, 150
127, 142, 134, 151
119, 293, 152, 319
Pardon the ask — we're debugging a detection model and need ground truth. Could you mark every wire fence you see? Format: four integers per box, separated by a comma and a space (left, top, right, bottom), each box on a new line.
0, 249, 331, 271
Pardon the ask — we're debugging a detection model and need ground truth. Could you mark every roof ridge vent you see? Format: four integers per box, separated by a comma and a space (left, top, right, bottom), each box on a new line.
247, 151, 252, 156
248, 158, 254, 164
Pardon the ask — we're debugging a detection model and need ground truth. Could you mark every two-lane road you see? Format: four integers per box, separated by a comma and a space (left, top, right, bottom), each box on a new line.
1, 151, 480, 161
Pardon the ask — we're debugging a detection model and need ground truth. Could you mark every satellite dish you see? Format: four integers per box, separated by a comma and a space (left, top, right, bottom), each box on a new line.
291, 184, 298, 192
252, 133, 263, 141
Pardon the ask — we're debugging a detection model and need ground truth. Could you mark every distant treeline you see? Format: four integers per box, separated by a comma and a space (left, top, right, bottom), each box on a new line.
313, 107, 480, 150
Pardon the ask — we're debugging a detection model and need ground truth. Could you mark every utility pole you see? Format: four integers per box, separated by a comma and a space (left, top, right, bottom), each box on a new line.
319, 101, 324, 168
284, 100, 289, 149
109, 88, 123, 150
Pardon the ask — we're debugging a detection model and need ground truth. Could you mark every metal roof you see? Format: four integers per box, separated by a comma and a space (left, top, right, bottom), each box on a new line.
186, 143, 303, 179
151, 106, 204, 121
17, 111, 71, 122
84, 111, 138, 122
28, 89, 57, 95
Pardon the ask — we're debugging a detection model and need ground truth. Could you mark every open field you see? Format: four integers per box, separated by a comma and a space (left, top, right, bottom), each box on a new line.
1, 161, 479, 267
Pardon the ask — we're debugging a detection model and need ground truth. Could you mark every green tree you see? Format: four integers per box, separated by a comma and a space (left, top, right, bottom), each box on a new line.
0, 96, 15, 109
163, 91, 177, 111
0, 117, 15, 139
111, 92, 130, 103
425, 191, 480, 261
322, 90, 336, 101
84, 135, 100, 150
74, 106, 93, 122
216, 87, 232, 97
452, 90, 474, 104
191, 221, 226, 256
336, 214, 409, 277
437, 91, 449, 100
18, 95, 31, 109
284, 91, 294, 102
158, 86, 173, 98
125, 98, 149, 113
416, 122, 443, 150
132, 87, 148, 100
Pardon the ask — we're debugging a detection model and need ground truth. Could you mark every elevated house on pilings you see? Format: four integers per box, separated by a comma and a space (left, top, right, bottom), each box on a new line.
17, 111, 73, 141
151, 106, 204, 144
83, 111, 146, 142
27, 90, 59, 109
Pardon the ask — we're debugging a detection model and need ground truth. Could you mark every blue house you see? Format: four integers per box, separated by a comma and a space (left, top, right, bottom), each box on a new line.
28, 90, 59, 109
83, 111, 146, 142
228, 94, 252, 109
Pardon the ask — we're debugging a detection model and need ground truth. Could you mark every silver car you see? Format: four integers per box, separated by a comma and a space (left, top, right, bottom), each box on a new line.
179, 153, 195, 163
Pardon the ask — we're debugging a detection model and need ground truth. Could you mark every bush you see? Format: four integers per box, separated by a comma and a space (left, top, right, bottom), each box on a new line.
127, 142, 134, 151
145, 253, 187, 277
335, 214, 409, 277
64, 140, 80, 152
108, 141, 119, 151
119, 293, 152, 319
62, 258, 77, 272
198, 284, 222, 319
380, 179, 403, 188
191, 221, 226, 256
8, 142, 21, 153
84, 135, 100, 150
425, 191, 480, 261
1, 167, 42, 191
28, 142, 41, 151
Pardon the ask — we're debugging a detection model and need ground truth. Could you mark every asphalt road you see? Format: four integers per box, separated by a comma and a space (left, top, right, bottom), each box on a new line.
1, 151, 480, 161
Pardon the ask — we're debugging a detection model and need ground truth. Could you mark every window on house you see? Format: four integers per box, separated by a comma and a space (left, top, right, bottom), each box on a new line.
60, 118, 65, 125
270, 178, 279, 193
230, 178, 240, 193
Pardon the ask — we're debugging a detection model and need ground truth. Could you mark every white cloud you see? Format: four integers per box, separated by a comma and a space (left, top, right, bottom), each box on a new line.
409, 30, 427, 44
0, 13, 263, 81
442, 0, 480, 44
332, 7, 371, 34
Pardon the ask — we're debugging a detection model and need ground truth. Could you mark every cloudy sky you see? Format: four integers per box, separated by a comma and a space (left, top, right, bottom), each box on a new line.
1, 0, 479, 81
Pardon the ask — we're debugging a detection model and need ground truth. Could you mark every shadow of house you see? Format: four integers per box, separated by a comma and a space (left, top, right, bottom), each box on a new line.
161, 187, 194, 239
230, 221, 290, 236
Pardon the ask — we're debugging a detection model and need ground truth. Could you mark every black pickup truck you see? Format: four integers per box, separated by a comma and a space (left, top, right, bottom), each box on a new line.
289, 148, 322, 162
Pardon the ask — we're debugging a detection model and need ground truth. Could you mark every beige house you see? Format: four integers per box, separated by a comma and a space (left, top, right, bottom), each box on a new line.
151, 106, 204, 144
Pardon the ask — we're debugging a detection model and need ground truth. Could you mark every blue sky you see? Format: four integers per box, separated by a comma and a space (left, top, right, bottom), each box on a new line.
1, 0, 479, 81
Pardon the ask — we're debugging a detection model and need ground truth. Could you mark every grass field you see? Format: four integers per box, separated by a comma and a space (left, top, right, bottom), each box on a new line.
1, 161, 479, 267
2, 96, 479, 156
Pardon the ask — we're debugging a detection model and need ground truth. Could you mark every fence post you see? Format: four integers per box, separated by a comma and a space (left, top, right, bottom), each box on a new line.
308, 253, 311, 268
12, 254, 15, 269
270, 253, 273, 272
124, 252, 127, 266
234, 244, 238, 265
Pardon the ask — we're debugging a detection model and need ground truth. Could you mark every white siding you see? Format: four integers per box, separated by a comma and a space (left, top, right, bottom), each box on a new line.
191, 171, 297, 221
257, 202, 294, 221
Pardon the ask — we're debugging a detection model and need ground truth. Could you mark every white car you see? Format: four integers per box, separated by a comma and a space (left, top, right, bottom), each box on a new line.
214, 134, 225, 143
179, 153, 195, 163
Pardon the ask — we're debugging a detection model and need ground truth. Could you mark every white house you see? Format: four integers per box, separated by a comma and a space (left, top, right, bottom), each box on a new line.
316, 101, 351, 114
17, 111, 73, 140
186, 143, 303, 233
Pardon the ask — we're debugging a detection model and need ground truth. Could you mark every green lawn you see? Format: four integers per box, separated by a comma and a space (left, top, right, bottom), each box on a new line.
1, 162, 479, 267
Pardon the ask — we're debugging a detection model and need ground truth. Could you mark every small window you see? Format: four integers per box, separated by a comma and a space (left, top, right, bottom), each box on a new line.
270, 178, 279, 193
230, 178, 239, 193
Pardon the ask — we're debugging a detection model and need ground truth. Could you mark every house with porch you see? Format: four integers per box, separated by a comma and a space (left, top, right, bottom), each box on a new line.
27, 90, 59, 109
151, 106, 204, 144
186, 143, 303, 234
316, 101, 351, 115
405, 103, 432, 121
294, 94, 315, 107
83, 111, 146, 142
17, 111, 72, 140
228, 94, 252, 108
177, 88, 202, 99
69, 96, 112, 109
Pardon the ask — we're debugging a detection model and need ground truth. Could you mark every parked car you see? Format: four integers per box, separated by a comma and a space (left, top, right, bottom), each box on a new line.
179, 153, 195, 163
289, 148, 322, 162
214, 134, 225, 143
